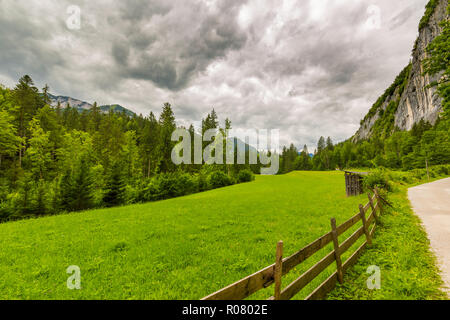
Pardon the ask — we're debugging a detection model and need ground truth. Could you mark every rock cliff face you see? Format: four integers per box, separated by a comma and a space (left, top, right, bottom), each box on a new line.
354, 0, 448, 141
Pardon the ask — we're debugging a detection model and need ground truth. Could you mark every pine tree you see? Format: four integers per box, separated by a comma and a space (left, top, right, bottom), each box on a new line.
42, 84, 50, 105
158, 103, 176, 173
299, 145, 312, 170
88, 102, 102, 132
103, 161, 126, 207
317, 137, 326, 153
63, 103, 81, 130
59, 168, 74, 211
32, 179, 48, 216
58, 157, 95, 212
18, 173, 34, 216
326, 137, 334, 151
71, 157, 95, 211
140, 112, 160, 177
121, 130, 140, 182
12, 75, 44, 167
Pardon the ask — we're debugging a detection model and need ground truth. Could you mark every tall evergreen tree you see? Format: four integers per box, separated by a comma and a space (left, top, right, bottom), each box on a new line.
140, 112, 160, 177
59, 157, 94, 212
103, 161, 126, 207
158, 103, 176, 173
42, 84, 50, 105
71, 157, 95, 211
299, 145, 312, 170
13, 75, 44, 167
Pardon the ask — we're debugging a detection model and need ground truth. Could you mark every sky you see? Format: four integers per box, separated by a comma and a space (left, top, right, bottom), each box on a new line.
0, 0, 430, 150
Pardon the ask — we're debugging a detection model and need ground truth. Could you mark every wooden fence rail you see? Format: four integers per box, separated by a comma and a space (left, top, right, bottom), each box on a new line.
202, 188, 384, 301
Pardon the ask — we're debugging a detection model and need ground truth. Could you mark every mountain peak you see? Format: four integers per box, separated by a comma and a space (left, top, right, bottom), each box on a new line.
48, 93, 135, 117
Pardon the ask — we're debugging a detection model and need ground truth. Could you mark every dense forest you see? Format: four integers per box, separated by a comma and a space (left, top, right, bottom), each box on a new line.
279, 6, 449, 174
0, 77, 258, 222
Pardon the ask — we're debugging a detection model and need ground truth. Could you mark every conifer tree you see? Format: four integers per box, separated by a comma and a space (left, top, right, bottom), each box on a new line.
140, 112, 160, 177
13, 75, 44, 167
59, 157, 94, 212
71, 157, 95, 211
59, 168, 74, 212
32, 179, 48, 216
158, 103, 176, 173
103, 161, 126, 207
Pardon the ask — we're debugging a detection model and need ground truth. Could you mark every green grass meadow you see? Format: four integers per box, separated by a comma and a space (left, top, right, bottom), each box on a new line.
328, 180, 447, 300
0, 171, 370, 300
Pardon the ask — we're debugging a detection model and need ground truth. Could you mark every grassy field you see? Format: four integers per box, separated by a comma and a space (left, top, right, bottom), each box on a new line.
0, 171, 370, 300
328, 177, 448, 300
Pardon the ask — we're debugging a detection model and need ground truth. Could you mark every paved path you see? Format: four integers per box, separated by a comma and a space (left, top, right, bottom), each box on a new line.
408, 178, 450, 297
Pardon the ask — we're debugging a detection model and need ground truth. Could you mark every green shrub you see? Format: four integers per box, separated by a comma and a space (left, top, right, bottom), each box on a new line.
140, 178, 160, 201
176, 172, 197, 195
237, 170, 255, 183
430, 165, 449, 176
411, 169, 428, 180
137, 169, 247, 203
124, 184, 139, 205
196, 173, 209, 192
363, 170, 391, 191
207, 171, 232, 189
142, 172, 197, 201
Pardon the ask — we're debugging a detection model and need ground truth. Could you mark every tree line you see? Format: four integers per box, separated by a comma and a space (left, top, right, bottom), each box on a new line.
279, 117, 448, 175
0, 76, 256, 222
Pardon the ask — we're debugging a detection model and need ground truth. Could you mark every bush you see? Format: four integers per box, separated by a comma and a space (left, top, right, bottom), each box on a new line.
411, 169, 428, 180
363, 170, 391, 192
207, 171, 232, 189
0, 192, 19, 221
140, 172, 197, 202
124, 184, 139, 205
430, 165, 449, 176
237, 170, 255, 183
195, 173, 209, 192
176, 172, 197, 195
140, 178, 160, 202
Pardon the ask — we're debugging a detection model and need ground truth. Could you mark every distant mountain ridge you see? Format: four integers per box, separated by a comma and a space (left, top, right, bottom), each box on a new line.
47, 93, 136, 117
47, 93, 263, 154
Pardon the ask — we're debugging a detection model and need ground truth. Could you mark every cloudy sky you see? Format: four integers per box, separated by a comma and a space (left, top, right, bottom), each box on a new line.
0, 0, 429, 150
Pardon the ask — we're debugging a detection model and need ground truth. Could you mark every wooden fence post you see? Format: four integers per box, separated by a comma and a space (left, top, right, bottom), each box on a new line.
374, 187, 383, 213
345, 173, 349, 197
368, 193, 379, 223
359, 204, 372, 245
274, 241, 283, 300
330, 218, 344, 284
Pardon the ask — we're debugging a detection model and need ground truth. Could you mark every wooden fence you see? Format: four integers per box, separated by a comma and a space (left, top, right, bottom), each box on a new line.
344, 171, 368, 197
202, 188, 385, 301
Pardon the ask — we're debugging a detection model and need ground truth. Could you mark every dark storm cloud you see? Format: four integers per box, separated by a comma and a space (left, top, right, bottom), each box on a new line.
0, 2, 66, 81
117, 0, 172, 21
0, 0, 431, 149
108, 0, 248, 90
111, 42, 130, 65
